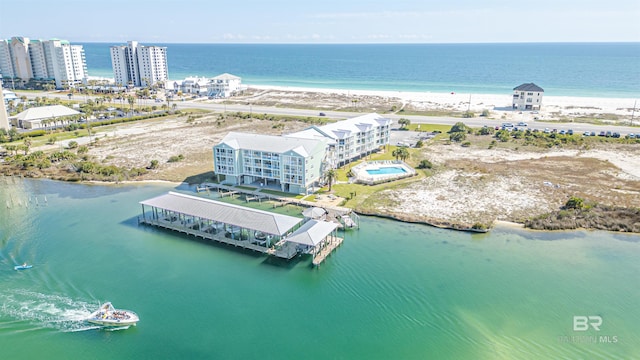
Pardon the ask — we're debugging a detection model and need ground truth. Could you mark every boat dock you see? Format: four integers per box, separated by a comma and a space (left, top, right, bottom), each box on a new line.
312, 235, 344, 266
138, 217, 299, 260
138, 191, 344, 266
196, 183, 359, 229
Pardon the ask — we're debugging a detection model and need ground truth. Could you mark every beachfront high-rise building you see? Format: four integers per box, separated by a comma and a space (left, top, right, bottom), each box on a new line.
110, 41, 168, 88
0, 79, 9, 131
512, 83, 544, 110
0, 37, 87, 89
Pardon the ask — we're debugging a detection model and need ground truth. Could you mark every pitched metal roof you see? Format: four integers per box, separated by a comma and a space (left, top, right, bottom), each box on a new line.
290, 113, 391, 141
212, 73, 241, 80
218, 132, 326, 157
140, 191, 302, 235
285, 220, 338, 246
10, 105, 80, 121
513, 83, 544, 92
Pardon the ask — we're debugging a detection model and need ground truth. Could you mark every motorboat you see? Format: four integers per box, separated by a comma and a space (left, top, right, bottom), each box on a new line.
86, 302, 139, 327
14, 263, 32, 270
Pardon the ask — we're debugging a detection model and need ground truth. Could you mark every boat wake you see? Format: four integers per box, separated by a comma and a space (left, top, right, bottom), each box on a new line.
0, 289, 95, 332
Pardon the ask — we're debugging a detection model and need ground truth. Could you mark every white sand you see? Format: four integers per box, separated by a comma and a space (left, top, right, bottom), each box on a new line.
248, 84, 638, 121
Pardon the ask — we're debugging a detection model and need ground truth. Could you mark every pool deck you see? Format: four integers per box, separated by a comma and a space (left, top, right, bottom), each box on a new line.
351, 160, 417, 185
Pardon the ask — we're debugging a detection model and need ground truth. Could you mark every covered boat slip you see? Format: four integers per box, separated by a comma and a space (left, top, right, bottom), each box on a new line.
285, 220, 342, 266
138, 192, 342, 264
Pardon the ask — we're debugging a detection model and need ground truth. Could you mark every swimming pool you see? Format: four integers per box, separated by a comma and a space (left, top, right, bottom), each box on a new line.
365, 166, 408, 175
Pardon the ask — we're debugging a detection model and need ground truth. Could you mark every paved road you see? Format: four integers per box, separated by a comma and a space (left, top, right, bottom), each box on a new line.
174, 100, 639, 136
17, 91, 640, 136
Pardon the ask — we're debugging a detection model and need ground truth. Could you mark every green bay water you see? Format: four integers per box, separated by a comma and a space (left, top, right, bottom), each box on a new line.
1, 178, 639, 359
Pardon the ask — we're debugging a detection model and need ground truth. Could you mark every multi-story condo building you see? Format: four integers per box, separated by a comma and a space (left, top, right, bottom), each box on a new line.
214, 132, 328, 194
213, 114, 392, 194
110, 41, 168, 87
512, 83, 544, 110
0, 37, 87, 89
287, 113, 392, 167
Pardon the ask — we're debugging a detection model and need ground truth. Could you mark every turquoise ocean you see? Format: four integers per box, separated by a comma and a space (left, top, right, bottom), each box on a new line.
1, 178, 639, 359
81, 43, 640, 98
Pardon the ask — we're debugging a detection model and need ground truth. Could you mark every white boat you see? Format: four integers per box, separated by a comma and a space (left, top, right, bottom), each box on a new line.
86, 302, 139, 327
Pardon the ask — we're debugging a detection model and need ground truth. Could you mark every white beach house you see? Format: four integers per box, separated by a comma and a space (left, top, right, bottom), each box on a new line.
213, 132, 328, 194
512, 83, 544, 110
287, 113, 392, 167
207, 73, 243, 98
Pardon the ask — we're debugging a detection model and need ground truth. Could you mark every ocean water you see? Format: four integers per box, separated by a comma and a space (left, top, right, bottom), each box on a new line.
1, 177, 639, 359
81, 43, 640, 98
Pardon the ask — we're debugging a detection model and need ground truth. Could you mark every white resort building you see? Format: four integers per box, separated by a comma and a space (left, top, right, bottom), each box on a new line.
0, 37, 87, 89
287, 113, 392, 167
512, 83, 544, 110
213, 113, 392, 193
214, 132, 328, 194
110, 41, 168, 87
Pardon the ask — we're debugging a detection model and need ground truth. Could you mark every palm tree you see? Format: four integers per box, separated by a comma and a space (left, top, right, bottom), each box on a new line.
23, 138, 31, 155
324, 169, 337, 191
127, 95, 136, 115
392, 147, 410, 161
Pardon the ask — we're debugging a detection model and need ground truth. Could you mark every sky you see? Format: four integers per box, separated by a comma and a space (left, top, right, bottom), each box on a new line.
1, 0, 639, 43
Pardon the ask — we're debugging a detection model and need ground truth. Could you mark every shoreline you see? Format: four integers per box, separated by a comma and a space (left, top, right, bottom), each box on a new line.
245, 84, 639, 119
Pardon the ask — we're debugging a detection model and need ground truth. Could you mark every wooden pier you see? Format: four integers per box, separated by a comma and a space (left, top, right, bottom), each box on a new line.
312, 236, 344, 266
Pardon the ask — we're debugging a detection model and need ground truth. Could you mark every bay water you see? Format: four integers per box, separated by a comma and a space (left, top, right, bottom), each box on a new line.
1, 178, 639, 359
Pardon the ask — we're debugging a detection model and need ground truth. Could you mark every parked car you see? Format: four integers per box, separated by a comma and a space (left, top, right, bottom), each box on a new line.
559, 130, 566, 135
583, 131, 591, 136
612, 132, 620, 138
543, 128, 551, 134
502, 122, 514, 128
591, 132, 596, 136
606, 131, 612, 137
599, 131, 606, 136
567, 129, 574, 135
628, 133, 636, 139
517, 122, 528, 127
319, 112, 326, 116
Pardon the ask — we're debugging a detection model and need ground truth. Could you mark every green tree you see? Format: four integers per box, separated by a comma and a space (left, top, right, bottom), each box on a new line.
149, 159, 159, 169
398, 118, 411, 129
392, 147, 410, 161
450, 122, 470, 133
324, 168, 337, 191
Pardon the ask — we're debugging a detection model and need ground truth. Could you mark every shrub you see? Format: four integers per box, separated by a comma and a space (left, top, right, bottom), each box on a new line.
565, 196, 585, 210
449, 132, 466, 142
481, 109, 490, 117
415, 140, 424, 148
417, 159, 433, 169
461, 141, 471, 147
67, 140, 78, 149
168, 154, 184, 163
149, 159, 159, 169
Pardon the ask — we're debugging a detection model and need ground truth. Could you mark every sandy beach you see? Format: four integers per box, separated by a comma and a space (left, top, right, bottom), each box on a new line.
247, 84, 638, 123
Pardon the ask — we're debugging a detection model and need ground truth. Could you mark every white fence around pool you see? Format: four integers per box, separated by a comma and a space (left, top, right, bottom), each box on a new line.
350, 160, 416, 185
